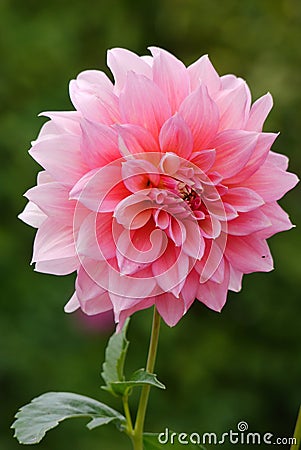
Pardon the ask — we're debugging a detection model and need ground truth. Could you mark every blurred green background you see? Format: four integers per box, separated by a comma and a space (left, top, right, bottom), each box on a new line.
1, 0, 300, 448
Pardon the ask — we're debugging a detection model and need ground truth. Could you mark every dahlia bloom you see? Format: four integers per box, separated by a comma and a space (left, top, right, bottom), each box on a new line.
19, 47, 298, 330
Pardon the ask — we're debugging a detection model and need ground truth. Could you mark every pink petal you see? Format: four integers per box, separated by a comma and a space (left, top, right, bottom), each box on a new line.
187, 54, 221, 95
25, 182, 75, 223
210, 130, 258, 179
40, 111, 81, 136
76, 266, 113, 315
108, 265, 157, 300
116, 297, 155, 332
182, 219, 205, 259
214, 80, 251, 131
76, 212, 117, 261
179, 85, 219, 150
69, 70, 120, 124
226, 209, 272, 236
189, 149, 216, 173
64, 292, 80, 313
256, 202, 294, 239
245, 92, 273, 131
150, 46, 190, 113
159, 113, 193, 158
121, 159, 160, 193
29, 135, 88, 186
181, 269, 199, 310
228, 265, 243, 292
70, 163, 130, 212
80, 119, 120, 168
152, 244, 189, 298
18, 201, 47, 228
155, 292, 185, 327
196, 261, 230, 312
240, 165, 299, 202
119, 72, 171, 138
225, 236, 274, 273
221, 187, 264, 212
116, 226, 167, 275
35, 257, 78, 275
32, 219, 76, 265
113, 192, 153, 229
107, 48, 152, 93
226, 132, 278, 184
115, 124, 160, 156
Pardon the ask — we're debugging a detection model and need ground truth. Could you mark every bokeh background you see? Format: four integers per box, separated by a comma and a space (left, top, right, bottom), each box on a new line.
1, 0, 300, 449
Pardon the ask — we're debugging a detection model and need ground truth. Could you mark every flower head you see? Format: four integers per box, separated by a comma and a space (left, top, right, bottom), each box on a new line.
19, 47, 298, 330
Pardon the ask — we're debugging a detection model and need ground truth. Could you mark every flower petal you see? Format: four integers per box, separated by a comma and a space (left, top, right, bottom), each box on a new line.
120, 72, 171, 138
187, 54, 221, 95
179, 85, 219, 150
159, 113, 193, 158
107, 48, 152, 93
150, 46, 190, 113
246, 92, 273, 132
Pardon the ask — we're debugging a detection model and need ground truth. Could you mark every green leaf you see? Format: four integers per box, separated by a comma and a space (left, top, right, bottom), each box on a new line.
143, 432, 206, 449
110, 369, 166, 396
101, 318, 130, 394
11, 392, 126, 444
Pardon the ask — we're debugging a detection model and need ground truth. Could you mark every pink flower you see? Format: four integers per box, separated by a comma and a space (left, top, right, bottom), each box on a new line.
19, 47, 298, 330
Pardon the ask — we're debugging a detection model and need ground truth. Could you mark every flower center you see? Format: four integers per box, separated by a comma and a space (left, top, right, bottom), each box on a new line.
177, 182, 202, 210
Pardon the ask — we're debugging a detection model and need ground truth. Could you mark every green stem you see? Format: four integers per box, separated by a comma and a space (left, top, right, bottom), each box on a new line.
131, 306, 161, 450
291, 406, 301, 450
123, 392, 133, 435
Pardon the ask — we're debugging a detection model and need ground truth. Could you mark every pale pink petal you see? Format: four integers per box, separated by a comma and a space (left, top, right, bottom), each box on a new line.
187, 54, 221, 95
80, 119, 120, 168
152, 244, 189, 298
119, 72, 171, 138
113, 192, 153, 229
189, 149, 216, 173
210, 130, 258, 179
225, 236, 273, 273
221, 187, 264, 212
159, 113, 193, 158
107, 48, 152, 93
226, 209, 272, 236
267, 151, 289, 170
196, 262, 230, 312
70, 164, 130, 212
121, 159, 160, 193
245, 92, 273, 131
181, 269, 199, 310
214, 80, 251, 131
155, 292, 185, 327
18, 201, 47, 228
150, 46, 190, 113
25, 182, 75, 223
108, 265, 157, 300
76, 266, 113, 315
226, 132, 278, 184
76, 212, 117, 261
64, 292, 80, 313
179, 85, 219, 150
40, 111, 81, 136
115, 124, 160, 156
240, 165, 299, 202
69, 70, 120, 124
29, 135, 88, 186
32, 219, 76, 266
116, 226, 167, 275
228, 265, 243, 292
116, 297, 155, 332
35, 257, 78, 275
256, 202, 294, 239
